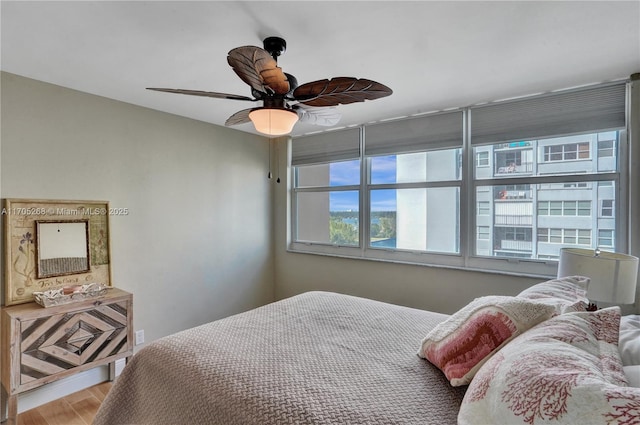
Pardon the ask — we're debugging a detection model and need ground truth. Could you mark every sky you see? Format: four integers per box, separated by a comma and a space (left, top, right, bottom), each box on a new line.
329, 157, 398, 212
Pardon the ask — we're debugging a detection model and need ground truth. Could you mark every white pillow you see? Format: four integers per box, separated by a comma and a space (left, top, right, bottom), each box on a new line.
459, 307, 639, 425
624, 365, 640, 387
619, 315, 640, 366
517, 276, 590, 314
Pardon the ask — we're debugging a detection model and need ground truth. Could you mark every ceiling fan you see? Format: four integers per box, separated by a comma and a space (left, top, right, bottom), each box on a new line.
147, 36, 393, 136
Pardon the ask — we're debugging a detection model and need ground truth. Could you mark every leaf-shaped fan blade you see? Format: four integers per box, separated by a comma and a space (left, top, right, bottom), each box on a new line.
147, 88, 255, 101
227, 46, 290, 95
296, 105, 342, 127
293, 77, 392, 107
225, 108, 253, 126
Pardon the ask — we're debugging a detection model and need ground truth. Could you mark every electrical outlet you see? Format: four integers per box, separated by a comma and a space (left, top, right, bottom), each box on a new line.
135, 329, 145, 345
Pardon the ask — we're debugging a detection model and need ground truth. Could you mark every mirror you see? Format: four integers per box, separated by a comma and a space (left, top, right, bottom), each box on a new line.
36, 220, 91, 278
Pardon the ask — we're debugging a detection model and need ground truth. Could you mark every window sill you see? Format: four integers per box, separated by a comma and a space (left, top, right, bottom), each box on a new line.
287, 244, 556, 280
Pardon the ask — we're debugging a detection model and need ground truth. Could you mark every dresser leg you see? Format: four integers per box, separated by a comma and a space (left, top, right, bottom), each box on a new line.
6, 395, 17, 425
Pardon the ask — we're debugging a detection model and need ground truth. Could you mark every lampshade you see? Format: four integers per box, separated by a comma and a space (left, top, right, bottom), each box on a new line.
557, 248, 639, 304
248, 108, 298, 136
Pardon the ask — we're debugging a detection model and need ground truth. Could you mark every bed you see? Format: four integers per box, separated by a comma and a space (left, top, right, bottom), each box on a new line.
94, 278, 640, 425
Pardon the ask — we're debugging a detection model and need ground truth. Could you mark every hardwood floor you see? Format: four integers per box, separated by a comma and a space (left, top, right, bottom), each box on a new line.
16, 382, 112, 425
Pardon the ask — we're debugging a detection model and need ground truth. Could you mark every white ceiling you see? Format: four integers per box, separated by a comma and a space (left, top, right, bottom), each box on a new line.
2, 1, 639, 137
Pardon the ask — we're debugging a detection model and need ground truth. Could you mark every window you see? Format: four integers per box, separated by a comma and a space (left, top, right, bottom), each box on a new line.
563, 183, 589, 188
537, 201, 591, 216
598, 139, 615, 158
477, 201, 490, 215
295, 161, 360, 246
601, 199, 614, 217
538, 228, 591, 245
477, 226, 490, 240
476, 151, 489, 167
543, 142, 590, 162
292, 128, 361, 247
598, 229, 614, 247
291, 82, 628, 276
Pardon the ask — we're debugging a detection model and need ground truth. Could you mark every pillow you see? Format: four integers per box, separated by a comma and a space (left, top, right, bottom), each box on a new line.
417, 296, 556, 386
624, 365, 640, 388
459, 307, 640, 425
517, 275, 590, 314
619, 315, 640, 366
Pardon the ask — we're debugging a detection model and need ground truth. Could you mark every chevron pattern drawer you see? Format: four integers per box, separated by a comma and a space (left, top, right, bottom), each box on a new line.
1, 288, 132, 425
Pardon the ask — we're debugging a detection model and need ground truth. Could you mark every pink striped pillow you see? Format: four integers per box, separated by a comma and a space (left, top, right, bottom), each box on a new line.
418, 296, 556, 386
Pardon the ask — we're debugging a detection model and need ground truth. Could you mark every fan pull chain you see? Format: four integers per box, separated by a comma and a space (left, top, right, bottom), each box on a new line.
268, 138, 272, 179
276, 141, 281, 183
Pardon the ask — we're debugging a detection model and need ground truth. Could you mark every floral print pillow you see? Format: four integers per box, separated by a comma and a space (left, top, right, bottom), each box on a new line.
458, 307, 640, 425
517, 275, 590, 314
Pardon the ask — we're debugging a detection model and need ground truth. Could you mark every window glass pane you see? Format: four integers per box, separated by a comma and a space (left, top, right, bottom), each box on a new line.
598, 140, 615, 158
550, 229, 562, 243
296, 160, 360, 187
564, 229, 577, 244
564, 144, 578, 160
538, 201, 548, 215
370, 149, 461, 184
578, 230, 591, 245
475, 132, 617, 180
370, 187, 459, 253
295, 191, 359, 246
370, 156, 396, 184
476, 151, 489, 167
478, 201, 490, 215
578, 201, 591, 216
537, 228, 548, 242
598, 229, 614, 247
369, 189, 397, 248
564, 201, 576, 216
578, 143, 590, 159
601, 199, 614, 217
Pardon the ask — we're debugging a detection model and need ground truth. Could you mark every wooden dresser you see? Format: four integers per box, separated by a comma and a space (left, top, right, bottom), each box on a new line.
1, 288, 132, 425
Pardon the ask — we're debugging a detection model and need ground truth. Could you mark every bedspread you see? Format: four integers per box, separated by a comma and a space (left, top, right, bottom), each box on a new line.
94, 291, 465, 424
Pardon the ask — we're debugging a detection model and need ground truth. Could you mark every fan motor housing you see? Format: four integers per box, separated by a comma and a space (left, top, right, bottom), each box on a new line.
263, 37, 286, 60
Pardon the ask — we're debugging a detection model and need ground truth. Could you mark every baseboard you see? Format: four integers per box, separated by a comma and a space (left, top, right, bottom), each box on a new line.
3, 358, 126, 414
17, 367, 108, 413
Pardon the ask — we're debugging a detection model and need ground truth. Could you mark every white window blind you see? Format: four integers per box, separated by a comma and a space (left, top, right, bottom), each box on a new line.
291, 128, 360, 166
470, 83, 626, 146
364, 110, 463, 156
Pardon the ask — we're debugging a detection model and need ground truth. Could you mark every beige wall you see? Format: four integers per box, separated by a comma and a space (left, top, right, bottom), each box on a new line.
0, 71, 275, 340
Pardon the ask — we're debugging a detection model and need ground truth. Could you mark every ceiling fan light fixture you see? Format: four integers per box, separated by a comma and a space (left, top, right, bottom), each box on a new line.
249, 107, 299, 136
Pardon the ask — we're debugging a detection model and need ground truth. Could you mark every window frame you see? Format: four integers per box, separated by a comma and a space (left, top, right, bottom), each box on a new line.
476, 151, 489, 167
598, 229, 615, 247
290, 81, 630, 278
600, 199, 615, 217
543, 142, 591, 162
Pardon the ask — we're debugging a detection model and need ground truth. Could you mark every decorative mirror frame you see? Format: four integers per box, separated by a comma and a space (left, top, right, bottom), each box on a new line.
35, 219, 91, 279
3, 199, 112, 305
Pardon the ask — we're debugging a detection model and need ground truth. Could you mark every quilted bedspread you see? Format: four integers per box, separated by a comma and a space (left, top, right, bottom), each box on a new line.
94, 291, 466, 425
